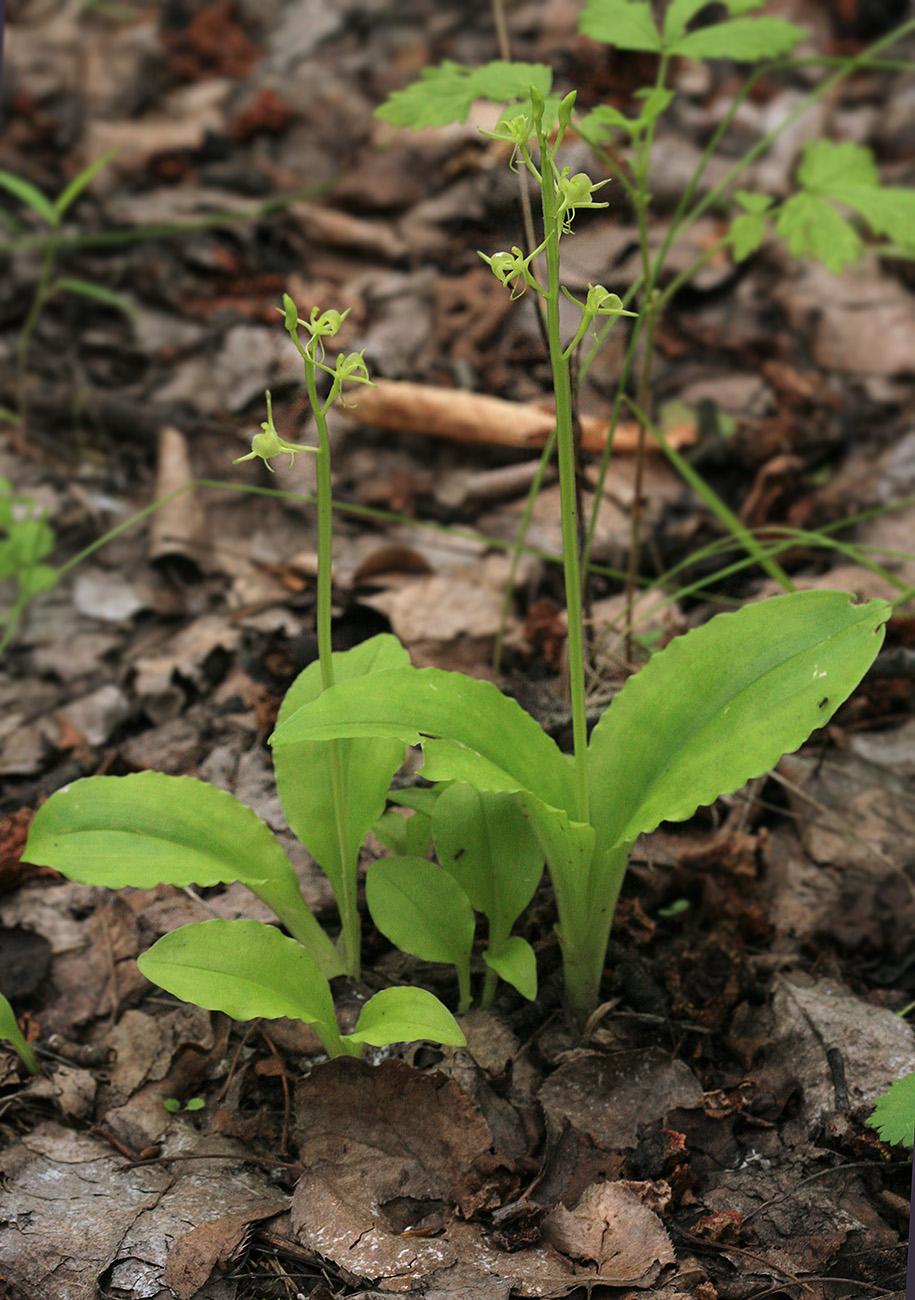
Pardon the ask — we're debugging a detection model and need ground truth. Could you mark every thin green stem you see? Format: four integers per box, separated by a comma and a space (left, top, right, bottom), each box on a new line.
536, 139, 590, 825
303, 356, 360, 977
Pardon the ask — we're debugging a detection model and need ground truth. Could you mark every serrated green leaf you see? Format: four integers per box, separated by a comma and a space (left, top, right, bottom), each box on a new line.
0, 991, 39, 1074
366, 856, 475, 970
797, 139, 878, 192
470, 61, 552, 104
348, 986, 466, 1047
735, 190, 774, 215
578, 0, 662, 52
588, 592, 889, 852
376, 60, 551, 131
633, 87, 674, 126
829, 185, 915, 250
866, 1072, 915, 1147
776, 193, 863, 271
729, 211, 768, 260
271, 665, 577, 819
671, 17, 805, 61
483, 935, 538, 1001
663, 0, 720, 44
23, 772, 344, 978
138, 920, 351, 1057
0, 171, 57, 226
273, 635, 409, 932
579, 105, 636, 138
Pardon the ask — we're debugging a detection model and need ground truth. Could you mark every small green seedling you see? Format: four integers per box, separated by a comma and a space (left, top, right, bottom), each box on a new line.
0, 478, 59, 654
163, 1096, 205, 1114
0, 153, 135, 397
0, 991, 39, 1074
867, 1073, 915, 1149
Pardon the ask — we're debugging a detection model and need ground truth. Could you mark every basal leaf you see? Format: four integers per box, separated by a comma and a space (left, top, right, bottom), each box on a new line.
483, 936, 537, 1001
366, 856, 475, 970
578, 0, 662, 53
866, 1072, 915, 1148
775, 193, 863, 272
348, 986, 466, 1048
273, 634, 409, 918
432, 784, 543, 937
24, 772, 343, 977
670, 17, 805, 61
588, 592, 889, 852
138, 920, 350, 1056
0, 992, 39, 1074
271, 665, 576, 819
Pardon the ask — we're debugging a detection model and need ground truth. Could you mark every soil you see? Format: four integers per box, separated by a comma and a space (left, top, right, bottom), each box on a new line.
1, 2, 914, 1298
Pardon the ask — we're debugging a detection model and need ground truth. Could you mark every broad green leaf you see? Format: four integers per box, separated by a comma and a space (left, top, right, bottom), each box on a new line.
867, 1073, 915, 1148
271, 665, 577, 819
138, 920, 351, 1057
273, 634, 409, 922
0, 171, 57, 226
735, 190, 774, 215
483, 936, 537, 1001
776, 193, 863, 271
0, 992, 39, 1074
366, 856, 475, 971
53, 278, 138, 319
348, 986, 466, 1047
376, 60, 551, 130
53, 149, 119, 218
579, 105, 635, 138
670, 17, 805, 61
24, 772, 344, 978
432, 784, 543, 941
18, 563, 58, 598
724, 0, 770, 13
578, 0, 661, 52
588, 592, 889, 853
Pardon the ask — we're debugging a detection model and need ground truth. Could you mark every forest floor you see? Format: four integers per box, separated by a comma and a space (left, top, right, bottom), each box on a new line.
1, 1, 914, 1298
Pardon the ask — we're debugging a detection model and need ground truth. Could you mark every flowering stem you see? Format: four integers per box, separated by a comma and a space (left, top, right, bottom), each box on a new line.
534, 133, 590, 827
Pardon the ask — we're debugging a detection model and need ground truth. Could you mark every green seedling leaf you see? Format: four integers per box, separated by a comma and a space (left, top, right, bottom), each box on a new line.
162, 1098, 182, 1113
483, 935, 537, 1001
432, 783, 543, 950
669, 16, 805, 61
52, 278, 138, 320
775, 193, 863, 272
138, 920, 353, 1058
366, 856, 475, 1011
588, 592, 890, 854
348, 986, 466, 1048
867, 1072, 915, 1148
730, 190, 775, 260
578, 0, 662, 52
0, 992, 39, 1074
0, 171, 57, 226
272, 664, 577, 819
273, 634, 409, 927
24, 772, 344, 978
377, 60, 552, 130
